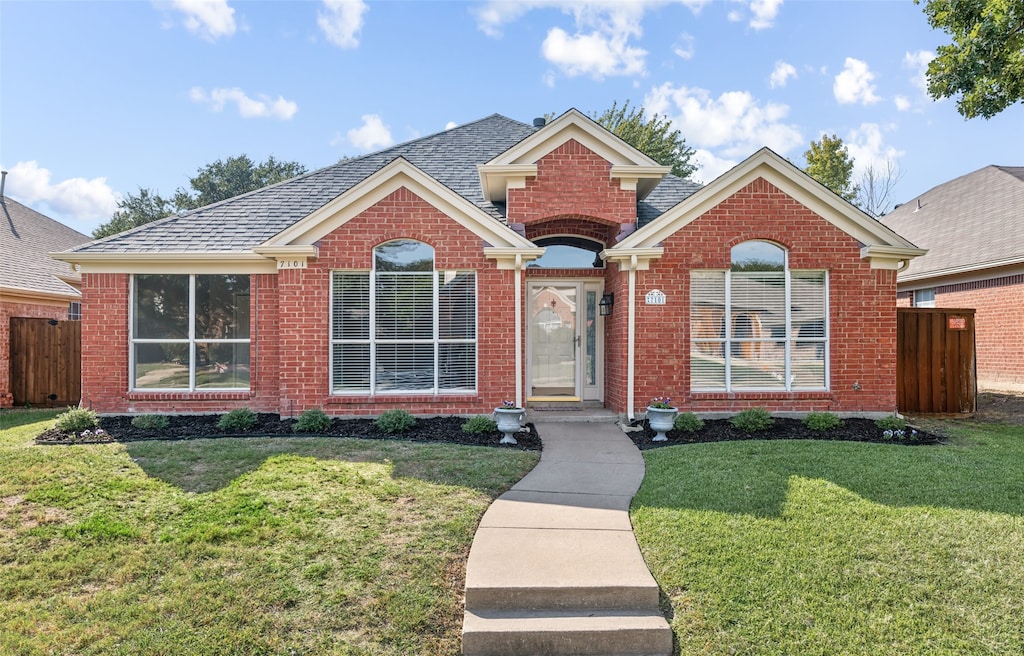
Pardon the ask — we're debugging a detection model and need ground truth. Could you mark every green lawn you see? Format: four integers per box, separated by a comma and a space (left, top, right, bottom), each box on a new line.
0, 410, 538, 655
631, 422, 1024, 655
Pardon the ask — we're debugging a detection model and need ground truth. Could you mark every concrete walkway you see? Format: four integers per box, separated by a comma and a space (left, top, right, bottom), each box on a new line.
462, 422, 672, 655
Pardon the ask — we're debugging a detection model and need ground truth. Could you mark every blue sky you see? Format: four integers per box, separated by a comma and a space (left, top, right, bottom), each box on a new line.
2, 0, 1021, 234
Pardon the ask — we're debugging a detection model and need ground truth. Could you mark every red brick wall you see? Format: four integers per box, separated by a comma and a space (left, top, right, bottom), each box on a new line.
631, 177, 900, 415
508, 140, 636, 227
0, 298, 72, 407
934, 274, 1023, 390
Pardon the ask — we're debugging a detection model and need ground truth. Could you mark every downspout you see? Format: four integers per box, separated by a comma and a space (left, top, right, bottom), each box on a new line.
627, 254, 638, 421
514, 253, 523, 408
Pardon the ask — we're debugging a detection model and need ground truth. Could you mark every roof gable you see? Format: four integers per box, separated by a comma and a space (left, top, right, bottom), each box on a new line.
260, 158, 536, 253
479, 109, 670, 203
612, 148, 925, 270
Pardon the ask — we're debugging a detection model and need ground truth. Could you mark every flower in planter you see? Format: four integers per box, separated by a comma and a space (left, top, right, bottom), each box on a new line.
648, 397, 675, 409
500, 400, 521, 410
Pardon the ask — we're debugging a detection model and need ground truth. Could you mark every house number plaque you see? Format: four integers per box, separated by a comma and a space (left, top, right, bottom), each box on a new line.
645, 289, 666, 305
277, 259, 308, 269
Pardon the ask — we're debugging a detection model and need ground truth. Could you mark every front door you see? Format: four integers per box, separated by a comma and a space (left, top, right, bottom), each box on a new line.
527, 281, 602, 402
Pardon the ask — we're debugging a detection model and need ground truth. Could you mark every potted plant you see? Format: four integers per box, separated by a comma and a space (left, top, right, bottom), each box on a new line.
646, 396, 678, 442
493, 400, 526, 444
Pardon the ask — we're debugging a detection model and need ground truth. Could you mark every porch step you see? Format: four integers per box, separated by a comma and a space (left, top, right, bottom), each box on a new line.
463, 608, 672, 656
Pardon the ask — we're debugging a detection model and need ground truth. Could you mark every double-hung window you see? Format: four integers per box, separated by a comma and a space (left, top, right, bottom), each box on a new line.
690, 241, 828, 391
331, 239, 477, 394
131, 274, 250, 390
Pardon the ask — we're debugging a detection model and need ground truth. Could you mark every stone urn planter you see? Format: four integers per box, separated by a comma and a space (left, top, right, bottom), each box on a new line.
646, 401, 678, 442
494, 406, 526, 444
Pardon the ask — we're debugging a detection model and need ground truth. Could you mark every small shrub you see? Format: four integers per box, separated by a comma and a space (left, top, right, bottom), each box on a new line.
673, 412, 704, 433
875, 415, 907, 432
55, 406, 99, 434
131, 414, 169, 431
804, 412, 842, 432
375, 409, 416, 434
294, 408, 332, 433
462, 415, 497, 434
730, 407, 774, 433
218, 407, 258, 431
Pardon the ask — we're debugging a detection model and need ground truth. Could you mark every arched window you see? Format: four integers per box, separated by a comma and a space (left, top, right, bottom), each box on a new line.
690, 240, 827, 391
331, 239, 477, 393
528, 236, 604, 268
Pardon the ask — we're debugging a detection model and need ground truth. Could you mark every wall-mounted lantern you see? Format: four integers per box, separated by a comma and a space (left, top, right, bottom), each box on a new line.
599, 293, 614, 316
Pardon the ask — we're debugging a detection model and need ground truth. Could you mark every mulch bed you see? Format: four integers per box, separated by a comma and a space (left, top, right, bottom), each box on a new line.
625, 416, 943, 450
34, 413, 543, 451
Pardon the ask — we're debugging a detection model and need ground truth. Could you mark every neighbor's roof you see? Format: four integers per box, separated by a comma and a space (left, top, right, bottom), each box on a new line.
64, 113, 702, 255
881, 165, 1024, 282
1, 195, 89, 298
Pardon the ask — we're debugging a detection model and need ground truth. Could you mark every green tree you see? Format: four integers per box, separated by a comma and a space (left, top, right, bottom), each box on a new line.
592, 101, 697, 179
93, 155, 306, 238
173, 154, 307, 211
92, 187, 173, 239
918, 0, 1024, 119
803, 134, 858, 203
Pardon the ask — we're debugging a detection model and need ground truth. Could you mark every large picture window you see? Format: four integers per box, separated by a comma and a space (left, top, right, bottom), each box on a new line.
331, 239, 477, 394
690, 241, 827, 391
131, 274, 250, 390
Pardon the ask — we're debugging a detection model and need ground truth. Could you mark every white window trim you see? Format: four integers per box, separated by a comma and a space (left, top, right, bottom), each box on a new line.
129, 274, 251, 392
691, 267, 830, 393
329, 268, 478, 396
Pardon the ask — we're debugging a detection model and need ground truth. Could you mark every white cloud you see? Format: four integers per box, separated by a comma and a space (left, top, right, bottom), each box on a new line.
673, 32, 695, 60
2, 161, 120, 223
445, 121, 458, 130
749, 0, 783, 30
164, 0, 236, 41
769, 60, 796, 88
473, 1, 709, 80
904, 49, 935, 93
833, 57, 880, 105
692, 149, 737, 184
189, 87, 298, 120
542, 27, 646, 78
318, 0, 368, 49
894, 95, 912, 112
845, 123, 904, 180
645, 82, 803, 158
347, 114, 393, 151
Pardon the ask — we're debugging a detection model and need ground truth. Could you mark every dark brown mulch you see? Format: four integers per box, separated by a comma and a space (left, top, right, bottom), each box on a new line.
626, 417, 943, 451
34, 413, 542, 451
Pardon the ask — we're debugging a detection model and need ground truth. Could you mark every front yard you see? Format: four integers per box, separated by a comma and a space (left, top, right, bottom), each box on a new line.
631, 419, 1024, 655
2, 407, 1022, 654
0, 410, 537, 655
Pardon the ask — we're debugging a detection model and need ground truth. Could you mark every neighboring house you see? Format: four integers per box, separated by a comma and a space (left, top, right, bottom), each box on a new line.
882, 166, 1024, 393
1, 188, 90, 407
53, 110, 924, 418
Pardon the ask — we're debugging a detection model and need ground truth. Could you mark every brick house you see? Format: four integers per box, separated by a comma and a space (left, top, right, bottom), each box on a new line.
883, 165, 1024, 393
54, 110, 925, 418
1, 189, 90, 408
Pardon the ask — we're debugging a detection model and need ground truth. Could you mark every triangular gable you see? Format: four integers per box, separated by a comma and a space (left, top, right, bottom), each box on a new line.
612, 148, 926, 269
478, 108, 670, 203
260, 157, 537, 252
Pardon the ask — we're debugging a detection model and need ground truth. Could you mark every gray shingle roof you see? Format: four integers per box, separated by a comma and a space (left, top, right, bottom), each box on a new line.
881, 165, 1024, 280
1, 195, 89, 297
66, 113, 703, 255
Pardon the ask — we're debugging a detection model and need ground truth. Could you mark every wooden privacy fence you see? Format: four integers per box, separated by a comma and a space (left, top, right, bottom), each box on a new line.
896, 308, 976, 414
9, 318, 82, 407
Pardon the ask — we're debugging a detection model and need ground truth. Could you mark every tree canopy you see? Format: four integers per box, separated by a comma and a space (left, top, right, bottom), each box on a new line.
93, 155, 306, 239
592, 101, 697, 179
918, 0, 1024, 119
803, 134, 858, 203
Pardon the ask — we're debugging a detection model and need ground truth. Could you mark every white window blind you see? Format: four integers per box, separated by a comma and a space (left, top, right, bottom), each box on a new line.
330, 240, 477, 394
690, 241, 827, 392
